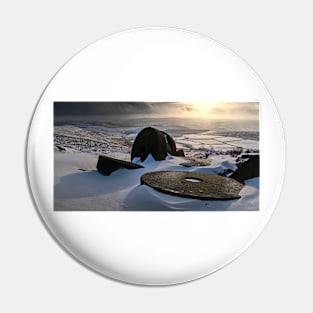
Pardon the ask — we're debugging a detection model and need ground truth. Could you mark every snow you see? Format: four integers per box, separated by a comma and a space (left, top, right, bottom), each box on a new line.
54, 150, 259, 211
54, 124, 259, 211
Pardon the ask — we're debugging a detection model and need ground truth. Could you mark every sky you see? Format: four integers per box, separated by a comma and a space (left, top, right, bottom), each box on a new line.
54, 101, 259, 120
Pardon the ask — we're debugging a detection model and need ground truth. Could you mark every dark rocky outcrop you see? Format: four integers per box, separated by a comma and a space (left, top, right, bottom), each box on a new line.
97, 155, 144, 176
131, 127, 184, 162
141, 171, 244, 200
230, 154, 259, 182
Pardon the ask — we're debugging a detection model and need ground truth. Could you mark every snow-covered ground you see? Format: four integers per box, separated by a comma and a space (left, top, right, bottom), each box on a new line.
54, 123, 259, 211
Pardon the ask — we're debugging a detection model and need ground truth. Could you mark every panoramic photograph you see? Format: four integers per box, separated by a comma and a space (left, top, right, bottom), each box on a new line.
54, 101, 260, 211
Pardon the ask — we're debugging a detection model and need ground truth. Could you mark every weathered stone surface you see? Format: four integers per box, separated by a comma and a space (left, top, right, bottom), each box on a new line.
55, 145, 66, 152
230, 154, 259, 182
97, 155, 144, 176
175, 149, 185, 157
180, 158, 211, 167
141, 171, 244, 200
131, 127, 185, 162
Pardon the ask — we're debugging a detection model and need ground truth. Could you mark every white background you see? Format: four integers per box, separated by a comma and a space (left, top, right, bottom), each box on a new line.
0, 1, 312, 312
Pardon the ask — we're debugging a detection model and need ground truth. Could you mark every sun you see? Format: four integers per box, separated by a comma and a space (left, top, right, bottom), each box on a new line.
188, 102, 218, 112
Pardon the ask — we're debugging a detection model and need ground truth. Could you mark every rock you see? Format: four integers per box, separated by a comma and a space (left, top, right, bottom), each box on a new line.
219, 168, 234, 177
131, 127, 184, 162
55, 145, 66, 151
97, 155, 144, 176
141, 171, 244, 200
175, 149, 185, 157
230, 154, 259, 182
180, 158, 211, 167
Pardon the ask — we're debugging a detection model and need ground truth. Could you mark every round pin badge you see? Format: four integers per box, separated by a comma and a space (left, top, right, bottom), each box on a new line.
27, 27, 285, 285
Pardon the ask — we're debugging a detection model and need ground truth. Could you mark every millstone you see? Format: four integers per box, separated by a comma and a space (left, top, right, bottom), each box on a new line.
141, 171, 244, 200
97, 155, 144, 176
131, 127, 185, 162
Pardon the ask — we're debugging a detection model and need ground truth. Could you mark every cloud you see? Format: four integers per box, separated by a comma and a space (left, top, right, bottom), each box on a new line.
54, 101, 196, 116
145, 102, 196, 114
54, 102, 153, 115
54, 101, 259, 120
208, 102, 259, 119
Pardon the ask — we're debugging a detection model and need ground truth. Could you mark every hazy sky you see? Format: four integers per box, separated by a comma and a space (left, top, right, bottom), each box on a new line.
54, 101, 259, 120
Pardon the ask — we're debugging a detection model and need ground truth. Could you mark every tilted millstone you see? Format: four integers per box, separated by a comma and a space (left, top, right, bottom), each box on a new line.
97, 155, 144, 176
141, 171, 244, 200
131, 127, 184, 162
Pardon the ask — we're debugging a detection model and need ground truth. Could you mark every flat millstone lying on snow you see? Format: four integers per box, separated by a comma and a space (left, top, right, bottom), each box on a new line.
141, 171, 244, 200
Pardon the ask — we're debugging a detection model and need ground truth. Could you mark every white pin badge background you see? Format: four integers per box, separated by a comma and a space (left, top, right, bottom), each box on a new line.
27, 28, 284, 285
